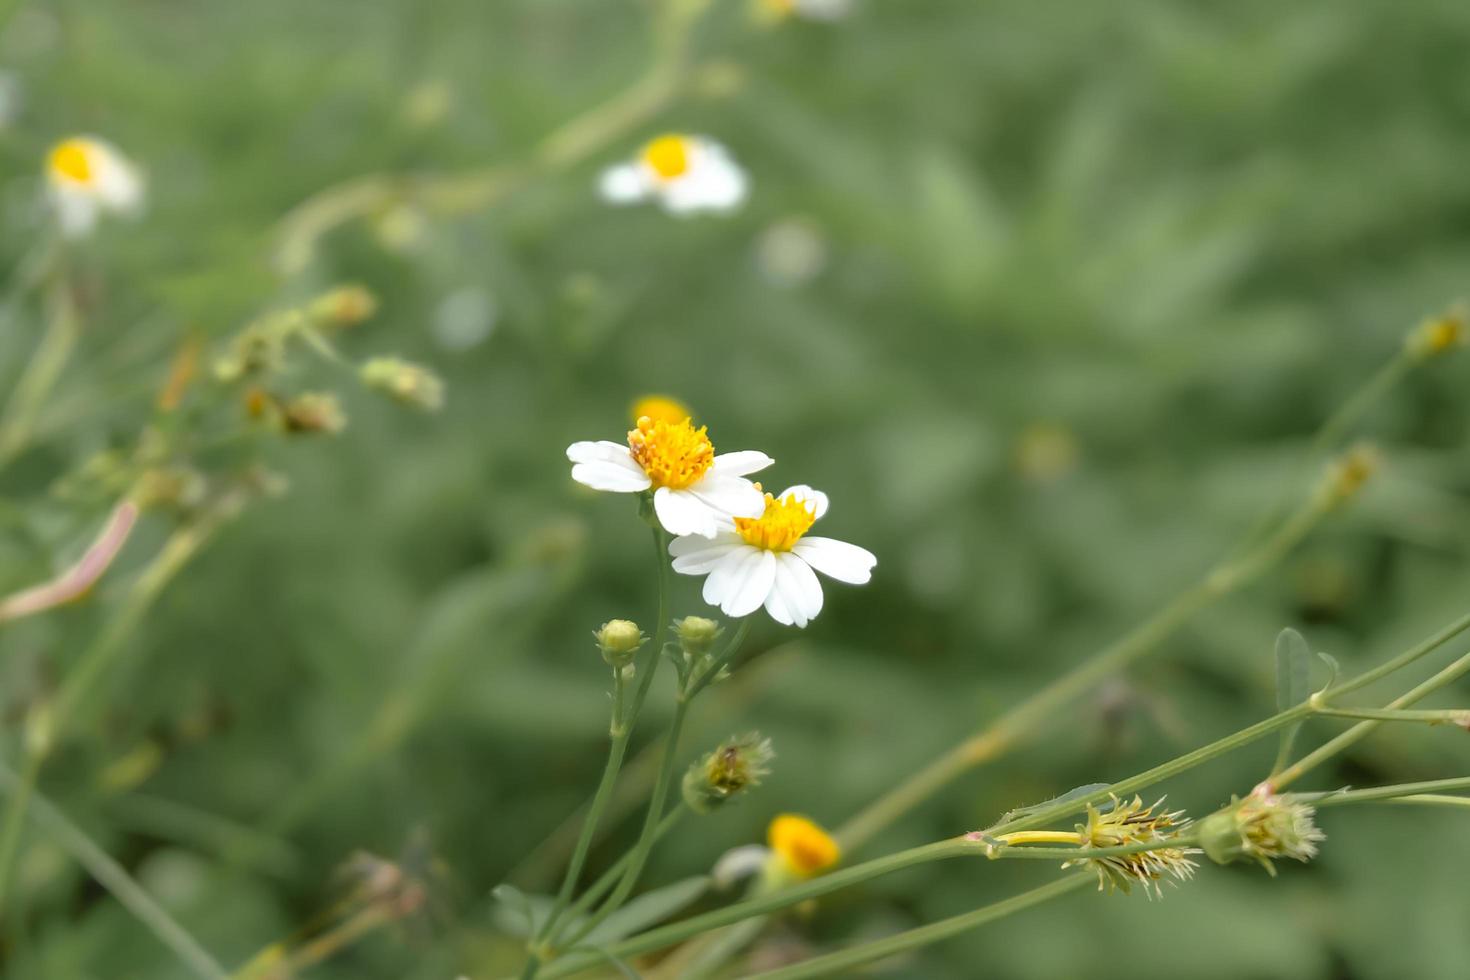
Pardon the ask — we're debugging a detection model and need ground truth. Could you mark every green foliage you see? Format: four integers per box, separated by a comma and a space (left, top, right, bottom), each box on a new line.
1, 0, 1469, 977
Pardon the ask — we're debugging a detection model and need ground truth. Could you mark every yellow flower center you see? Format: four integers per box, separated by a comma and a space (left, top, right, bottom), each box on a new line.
735, 488, 817, 552
627, 415, 714, 490
640, 135, 692, 181
768, 814, 840, 877
631, 394, 692, 427
49, 139, 94, 184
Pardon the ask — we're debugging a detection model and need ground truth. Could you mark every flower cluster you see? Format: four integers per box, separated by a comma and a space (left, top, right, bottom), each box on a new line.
1063, 795, 1200, 898
568, 411, 875, 626
1198, 793, 1325, 875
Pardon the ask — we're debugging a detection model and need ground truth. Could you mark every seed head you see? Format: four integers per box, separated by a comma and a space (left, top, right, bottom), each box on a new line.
682, 732, 774, 814
1198, 793, 1325, 875
360, 357, 446, 412
1063, 795, 1200, 898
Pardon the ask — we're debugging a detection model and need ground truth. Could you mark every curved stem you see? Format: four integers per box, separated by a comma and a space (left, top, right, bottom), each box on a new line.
539, 840, 970, 978
0, 265, 78, 470
734, 875, 1093, 980
1296, 776, 1470, 807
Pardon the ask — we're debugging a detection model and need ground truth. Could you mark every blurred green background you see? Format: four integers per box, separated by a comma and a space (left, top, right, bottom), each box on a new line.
2, 0, 1470, 977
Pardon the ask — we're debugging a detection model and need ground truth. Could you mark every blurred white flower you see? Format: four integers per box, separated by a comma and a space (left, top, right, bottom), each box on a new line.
433, 286, 498, 351
599, 134, 747, 216
45, 136, 144, 237
670, 485, 875, 627
567, 415, 772, 538
755, 217, 828, 286
757, 0, 853, 22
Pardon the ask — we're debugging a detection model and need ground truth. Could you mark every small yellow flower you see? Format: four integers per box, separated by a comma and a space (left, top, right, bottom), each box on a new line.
631, 395, 693, 427
45, 136, 144, 237
754, 0, 851, 23
767, 813, 840, 877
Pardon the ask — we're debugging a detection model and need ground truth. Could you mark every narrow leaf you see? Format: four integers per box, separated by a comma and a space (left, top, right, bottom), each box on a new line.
1271, 627, 1313, 776
1000, 782, 1111, 822
581, 875, 711, 945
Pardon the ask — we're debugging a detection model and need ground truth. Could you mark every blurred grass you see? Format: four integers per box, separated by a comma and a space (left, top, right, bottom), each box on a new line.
1, 0, 1469, 977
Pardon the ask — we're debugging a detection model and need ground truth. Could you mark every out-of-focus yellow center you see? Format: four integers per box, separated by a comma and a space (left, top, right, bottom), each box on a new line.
768, 814, 840, 877
756, 0, 797, 21
735, 488, 817, 552
631, 395, 692, 427
627, 415, 713, 489
640, 135, 692, 181
49, 139, 94, 184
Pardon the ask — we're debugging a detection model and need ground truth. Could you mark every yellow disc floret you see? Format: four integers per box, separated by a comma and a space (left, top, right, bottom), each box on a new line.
768, 814, 840, 877
49, 139, 94, 184
631, 394, 692, 427
736, 488, 817, 552
627, 415, 714, 489
640, 134, 692, 181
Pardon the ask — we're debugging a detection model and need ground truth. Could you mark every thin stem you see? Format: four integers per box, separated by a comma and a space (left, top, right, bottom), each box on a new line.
560, 808, 686, 927
535, 525, 673, 957
0, 763, 228, 979
1377, 794, 1470, 810
561, 697, 691, 949
1297, 776, 1470, 807
538, 840, 971, 978
989, 704, 1312, 836
1327, 609, 1470, 699
985, 837, 1198, 861
1274, 645, 1470, 790
1312, 706, 1470, 724
537, 668, 632, 950
838, 490, 1331, 853
0, 497, 237, 912
0, 270, 79, 469
0, 747, 43, 912
735, 875, 1093, 980
688, 619, 753, 699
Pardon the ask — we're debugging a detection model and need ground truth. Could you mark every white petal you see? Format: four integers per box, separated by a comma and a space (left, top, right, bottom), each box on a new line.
712, 845, 771, 890
778, 485, 829, 520
50, 190, 98, 238
774, 552, 824, 627
599, 163, 649, 204
660, 145, 747, 216
571, 461, 651, 492
710, 451, 774, 478
690, 475, 765, 520
669, 532, 746, 575
791, 536, 876, 585
566, 440, 636, 466
764, 579, 797, 626
654, 487, 720, 538
720, 549, 777, 618
702, 546, 760, 608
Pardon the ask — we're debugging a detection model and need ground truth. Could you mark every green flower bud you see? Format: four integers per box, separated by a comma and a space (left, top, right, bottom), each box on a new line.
308, 284, 378, 330
674, 616, 722, 659
594, 619, 646, 667
360, 357, 446, 412
681, 732, 774, 814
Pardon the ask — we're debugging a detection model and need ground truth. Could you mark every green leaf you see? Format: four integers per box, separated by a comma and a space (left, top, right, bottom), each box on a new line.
1314, 651, 1341, 696
580, 876, 711, 946
490, 884, 548, 938
1271, 628, 1313, 776
1000, 783, 1111, 822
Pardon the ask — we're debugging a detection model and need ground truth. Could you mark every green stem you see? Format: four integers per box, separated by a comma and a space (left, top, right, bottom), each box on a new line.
1312, 706, 1470, 724
1274, 645, 1470, 790
1296, 776, 1470, 807
1326, 609, 1470, 699
0, 747, 43, 912
0, 270, 79, 469
539, 840, 970, 978
838, 489, 1331, 853
535, 526, 673, 957
1377, 794, 1470, 810
734, 875, 1093, 980
0, 763, 228, 979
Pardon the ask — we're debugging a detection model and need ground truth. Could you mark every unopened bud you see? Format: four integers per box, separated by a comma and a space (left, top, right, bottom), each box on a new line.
282, 392, 347, 435
682, 732, 774, 814
594, 619, 646, 667
360, 357, 445, 412
674, 616, 722, 658
1406, 302, 1467, 360
1319, 443, 1379, 509
309, 285, 378, 330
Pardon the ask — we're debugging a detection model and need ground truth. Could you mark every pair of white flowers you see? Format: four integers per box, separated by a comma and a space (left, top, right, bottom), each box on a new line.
44, 136, 144, 238
568, 415, 875, 628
